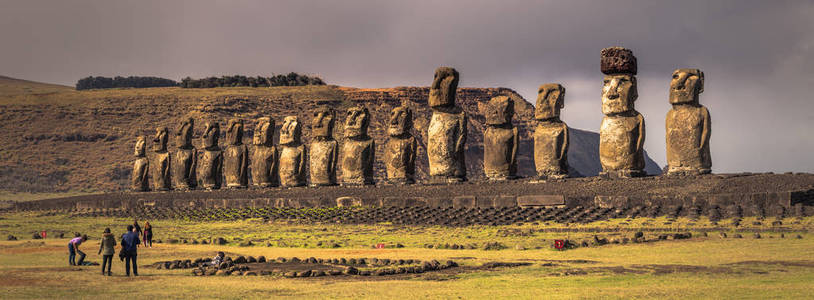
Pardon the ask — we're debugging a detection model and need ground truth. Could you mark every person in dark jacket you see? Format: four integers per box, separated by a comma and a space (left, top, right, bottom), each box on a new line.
121, 225, 141, 276
98, 228, 116, 276
142, 221, 153, 248
133, 220, 142, 238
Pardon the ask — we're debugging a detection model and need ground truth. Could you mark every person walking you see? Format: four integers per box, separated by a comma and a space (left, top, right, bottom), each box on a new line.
143, 222, 153, 248
133, 220, 142, 238
98, 228, 116, 276
121, 225, 141, 276
68, 234, 87, 266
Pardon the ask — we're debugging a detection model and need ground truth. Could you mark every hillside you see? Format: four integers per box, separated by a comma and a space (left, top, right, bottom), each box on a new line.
0, 76, 660, 193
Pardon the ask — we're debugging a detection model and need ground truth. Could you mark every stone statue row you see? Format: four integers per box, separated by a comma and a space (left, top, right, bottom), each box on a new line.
131, 46, 711, 191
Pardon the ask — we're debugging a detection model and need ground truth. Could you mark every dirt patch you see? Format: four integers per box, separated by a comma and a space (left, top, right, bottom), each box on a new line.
722, 260, 814, 268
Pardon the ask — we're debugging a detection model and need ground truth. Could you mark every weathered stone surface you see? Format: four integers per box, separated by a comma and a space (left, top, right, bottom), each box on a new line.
131, 136, 149, 191
310, 108, 338, 186
278, 116, 306, 187
666, 68, 711, 175
428, 67, 467, 182
601, 46, 637, 75
384, 106, 417, 184
172, 118, 197, 190
151, 127, 171, 190
429, 67, 459, 108
483, 96, 518, 180
517, 195, 565, 207
341, 106, 375, 185
251, 117, 277, 187
534, 83, 569, 179
336, 196, 362, 207
199, 122, 223, 189
223, 119, 248, 188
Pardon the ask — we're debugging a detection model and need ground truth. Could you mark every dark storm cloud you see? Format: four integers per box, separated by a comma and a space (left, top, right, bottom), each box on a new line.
1, 0, 813, 172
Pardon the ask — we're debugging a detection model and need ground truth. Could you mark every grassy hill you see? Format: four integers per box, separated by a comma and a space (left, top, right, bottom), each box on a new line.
0, 76, 660, 195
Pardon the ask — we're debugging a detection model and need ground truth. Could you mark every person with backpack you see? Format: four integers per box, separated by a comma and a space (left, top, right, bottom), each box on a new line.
120, 225, 141, 276
142, 222, 153, 248
68, 234, 87, 266
98, 228, 116, 276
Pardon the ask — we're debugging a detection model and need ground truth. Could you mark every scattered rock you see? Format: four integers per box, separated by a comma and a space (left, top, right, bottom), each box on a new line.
7, 235, 17, 241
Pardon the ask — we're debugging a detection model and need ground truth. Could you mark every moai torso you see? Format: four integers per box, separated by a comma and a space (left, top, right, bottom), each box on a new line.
251, 117, 277, 187
533, 83, 569, 179
278, 116, 306, 187
309, 108, 338, 186
482, 95, 518, 180
427, 66, 467, 182
151, 127, 171, 190
172, 118, 197, 189
223, 119, 248, 188
599, 113, 645, 172
199, 122, 223, 189
666, 68, 711, 175
341, 106, 375, 185
131, 136, 149, 191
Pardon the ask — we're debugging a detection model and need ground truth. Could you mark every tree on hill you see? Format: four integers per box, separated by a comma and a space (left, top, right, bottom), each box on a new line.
179, 73, 325, 88
75, 76, 178, 90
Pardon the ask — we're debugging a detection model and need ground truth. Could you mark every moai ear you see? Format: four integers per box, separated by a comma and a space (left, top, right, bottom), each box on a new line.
559, 86, 566, 109
698, 71, 705, 94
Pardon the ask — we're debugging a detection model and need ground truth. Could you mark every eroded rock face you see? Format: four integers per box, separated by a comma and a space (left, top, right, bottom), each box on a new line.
384, 106, 417, 184
341, 106, 374, 185
428, 67, 467, 182
224, 119, 248, 188
599, 47, 645, 178
483, 96, 518, 180
278, 116, 306, 187
151, 127, 171, 190
534, 84, 569, 179
251, 117, 277, 187
131, 136, 149, 191
666, 68, 711, 175
172, 118, 197, 190
199, 122, 223, 189
309, 108, 338, 186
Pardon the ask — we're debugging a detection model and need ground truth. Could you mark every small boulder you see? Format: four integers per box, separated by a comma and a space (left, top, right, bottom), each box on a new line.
234, 256, 247, 264
247, 256, 257, 263
214, 237, 227, 245
7, 235, 17, 241
257, 256, 266, 263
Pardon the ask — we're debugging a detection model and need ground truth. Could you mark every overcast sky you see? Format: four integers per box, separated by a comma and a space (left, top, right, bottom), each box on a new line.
2, 0, 813, 173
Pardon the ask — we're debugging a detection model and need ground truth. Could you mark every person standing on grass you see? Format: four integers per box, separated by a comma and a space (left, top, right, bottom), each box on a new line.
98, 228, 116, 276
68, 234, 87, 266
121, 225, 141, 276
133, 219, 142, 238
143, 221, 153, 248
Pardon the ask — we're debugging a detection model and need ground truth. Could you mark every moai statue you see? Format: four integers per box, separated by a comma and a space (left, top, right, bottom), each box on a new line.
309, 107, 338, 186
278, 116, 306, 187
483, 96, 519, 180
151, 127, 171, 190
341, 106, 375, 186
223, 119, 249, 188
199, 121, 223, 189
251, 117, 277, 187
384, 105, 417, 184
534, 83, 569, 179
172, 118, 197, 190
427, 67, 468, 182
666, 68, 711, 175
599, 47, 645, 178
131, 136, 149, 191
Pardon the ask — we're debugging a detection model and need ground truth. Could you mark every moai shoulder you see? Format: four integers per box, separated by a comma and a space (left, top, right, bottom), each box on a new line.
309, 107, 339, 186
341, 106, 374, 186
483, 95, 518, 180
666, 68, 711, 175
427, 66, 467, 182
131, 136, 149, 192
599, 47, 645, 178
251, 117, 277, 187
223, 119, 248, 188
172, 118, 197, 190
533, 83, 569, 180
384, 105, 417, 184
278, 116, 306, 187
151, 127, 171, 191
199, 121, 223, 189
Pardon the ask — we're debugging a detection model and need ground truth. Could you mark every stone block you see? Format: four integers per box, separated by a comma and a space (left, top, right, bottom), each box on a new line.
492, 196, 517, 207
337, 196, 363, 207
518, 195, 565, 207
452, 196, 476, 208
426, 197, 452, 208
593, 195, 627, 209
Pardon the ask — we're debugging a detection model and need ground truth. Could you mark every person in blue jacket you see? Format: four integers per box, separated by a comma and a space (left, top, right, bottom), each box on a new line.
120, 225, 141, 276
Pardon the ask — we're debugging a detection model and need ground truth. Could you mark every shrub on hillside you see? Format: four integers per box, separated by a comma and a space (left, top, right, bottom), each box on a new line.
179, 73, 325, 88
75, 76, 178, 90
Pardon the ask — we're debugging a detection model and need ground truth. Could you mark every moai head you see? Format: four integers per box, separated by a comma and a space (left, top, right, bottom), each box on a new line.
134, 136, 146, 157
669, 68, 704, 105
344, 106, 370, 138
152, 127, 168, 152
225, 119, 244, 146
311, 107, 335, 138
485, 96, 514, 125
203, 121, 220, 149
429, 67, 459, 108
176, 118, 194, 149
602, 74, 638, 115
600, 47, 637, 75
388, 106, 413, 136
535, 83, 565, 120
279, 116, 302, 145
253, 117, 274, 146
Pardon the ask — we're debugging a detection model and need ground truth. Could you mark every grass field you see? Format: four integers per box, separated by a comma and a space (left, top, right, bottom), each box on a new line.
1, 212, 812, 299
